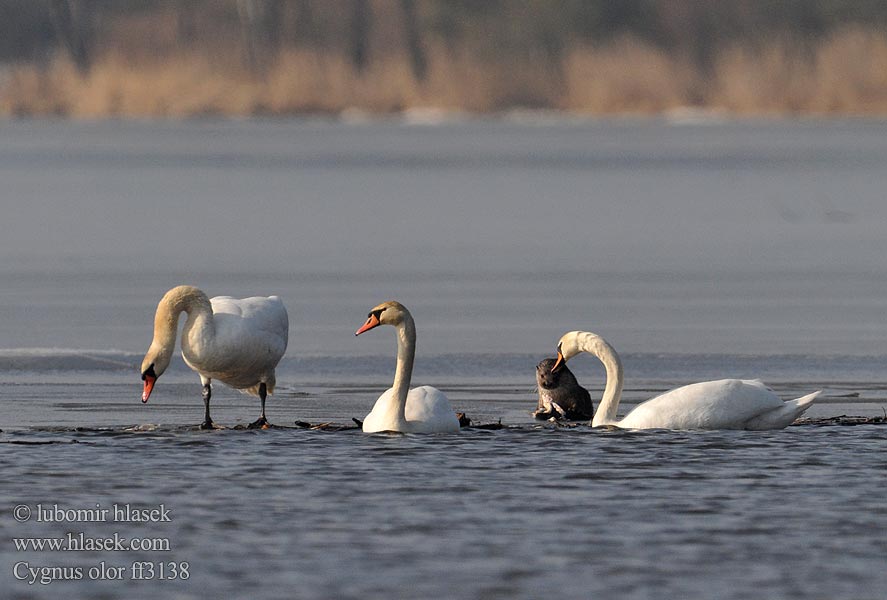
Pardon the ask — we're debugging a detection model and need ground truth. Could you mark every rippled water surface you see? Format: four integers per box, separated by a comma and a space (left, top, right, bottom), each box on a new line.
2, 119, 887, 598
3, 422, 887, 600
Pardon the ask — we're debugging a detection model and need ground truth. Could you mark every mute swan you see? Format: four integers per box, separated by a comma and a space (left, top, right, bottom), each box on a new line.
140, 285, 288, 429
354, 301, 460, 433
553, 331, 819, 430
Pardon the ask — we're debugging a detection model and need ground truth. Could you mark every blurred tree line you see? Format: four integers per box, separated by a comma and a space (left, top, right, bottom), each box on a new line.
2, 0, 887, 76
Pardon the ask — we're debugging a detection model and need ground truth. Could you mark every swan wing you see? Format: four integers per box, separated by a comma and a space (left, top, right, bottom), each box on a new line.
619, 379, 794, 430
362, 386, 459, 433
743, 391, 820, 430
188, 296, 288, 392
362, 387, 398, 433
210, 296, 288, 356
404, 386, 460, 433
210, 296, 289, 342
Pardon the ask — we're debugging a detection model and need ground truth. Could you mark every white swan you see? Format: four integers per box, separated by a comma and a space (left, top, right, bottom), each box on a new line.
140, 285, 288, 429
553, 331, 819, 430
354, 301, 460, 433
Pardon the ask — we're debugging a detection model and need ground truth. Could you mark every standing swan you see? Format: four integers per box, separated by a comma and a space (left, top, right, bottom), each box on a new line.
354, 301, 460, 433
140, 285, 288, 429
553, 331, 819, 430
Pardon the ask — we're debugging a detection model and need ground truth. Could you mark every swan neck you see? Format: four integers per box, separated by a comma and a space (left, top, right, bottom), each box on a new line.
581, 335, 623, 427
145, 286, 214, 373
390, 314, 417, 424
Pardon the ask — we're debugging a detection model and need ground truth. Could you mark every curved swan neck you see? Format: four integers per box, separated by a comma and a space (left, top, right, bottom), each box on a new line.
390, 312, 417, 423
143, 286, 214, 374
567, 332, 623, 427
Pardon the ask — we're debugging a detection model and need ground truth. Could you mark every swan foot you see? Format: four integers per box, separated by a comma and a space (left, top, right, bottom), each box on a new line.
248, 417, 269, 429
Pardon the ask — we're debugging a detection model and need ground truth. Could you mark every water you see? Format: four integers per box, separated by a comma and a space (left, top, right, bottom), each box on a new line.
2, 118, 887, 599
4, 427, 886, 600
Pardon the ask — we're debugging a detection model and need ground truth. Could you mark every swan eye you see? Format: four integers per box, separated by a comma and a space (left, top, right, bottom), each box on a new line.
141, 364, 156, 381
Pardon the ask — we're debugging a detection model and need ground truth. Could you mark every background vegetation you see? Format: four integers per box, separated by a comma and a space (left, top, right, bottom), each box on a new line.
2, 0, 887, 117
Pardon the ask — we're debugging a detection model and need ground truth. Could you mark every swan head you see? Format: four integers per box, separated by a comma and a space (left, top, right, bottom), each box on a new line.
552, 331, 583, 372
355, 301, 409, 335
140, 345, 172, 403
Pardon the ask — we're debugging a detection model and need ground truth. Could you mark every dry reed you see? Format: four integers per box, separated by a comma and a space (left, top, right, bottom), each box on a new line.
708, 27, 887, 115
3, 27, 887, 117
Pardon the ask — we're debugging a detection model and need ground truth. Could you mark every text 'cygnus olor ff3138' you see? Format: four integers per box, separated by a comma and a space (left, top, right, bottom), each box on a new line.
553, 331, 819, 430
140, 285, 288, 429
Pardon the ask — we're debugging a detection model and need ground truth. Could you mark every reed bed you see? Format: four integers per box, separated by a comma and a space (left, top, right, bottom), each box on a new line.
3, 27, 887, 117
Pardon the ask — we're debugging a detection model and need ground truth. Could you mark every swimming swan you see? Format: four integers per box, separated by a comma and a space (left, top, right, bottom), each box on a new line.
140, 285, 288, 429
355, 301, 460, 433
553, 331, 819, 430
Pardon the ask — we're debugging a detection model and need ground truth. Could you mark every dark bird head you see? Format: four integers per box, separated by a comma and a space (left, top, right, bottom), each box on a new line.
536, 357, 562, 390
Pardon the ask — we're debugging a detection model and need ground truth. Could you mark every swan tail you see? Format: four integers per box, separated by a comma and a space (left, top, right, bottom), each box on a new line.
744, 390, 821, 430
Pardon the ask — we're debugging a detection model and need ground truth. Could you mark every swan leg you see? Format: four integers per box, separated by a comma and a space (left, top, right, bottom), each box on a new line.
200, 381, 214, 430
248, 383, 270, 429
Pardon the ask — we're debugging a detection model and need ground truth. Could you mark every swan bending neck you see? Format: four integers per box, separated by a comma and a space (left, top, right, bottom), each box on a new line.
157, 286, 212, 332
577, 334, 623, 427
145, 286, 214, 375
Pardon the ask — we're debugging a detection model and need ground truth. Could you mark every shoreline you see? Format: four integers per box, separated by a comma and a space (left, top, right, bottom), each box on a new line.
3, 107, 887, 124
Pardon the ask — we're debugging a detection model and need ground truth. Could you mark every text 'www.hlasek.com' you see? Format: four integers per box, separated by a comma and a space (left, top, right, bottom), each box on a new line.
10, 503, 189, 585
